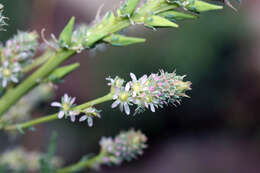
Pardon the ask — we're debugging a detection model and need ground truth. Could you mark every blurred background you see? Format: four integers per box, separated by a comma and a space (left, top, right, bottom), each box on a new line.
1, 0, 260, 172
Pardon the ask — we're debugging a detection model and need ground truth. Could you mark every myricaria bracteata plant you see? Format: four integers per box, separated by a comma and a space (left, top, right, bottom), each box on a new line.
0, 0, 234, 172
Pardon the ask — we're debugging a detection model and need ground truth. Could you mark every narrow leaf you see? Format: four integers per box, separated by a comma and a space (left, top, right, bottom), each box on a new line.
46, 63, 80, 83
159, 10, 198, 21
103, 34, 146, 46
58, 17, 75, 47
187, 0, 223, 12
145, 15, 179, 28
119, 0, 140, 17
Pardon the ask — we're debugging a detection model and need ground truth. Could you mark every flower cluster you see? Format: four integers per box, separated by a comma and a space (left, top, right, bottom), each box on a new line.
0, 4, 7, 31
0, 31, 38, 88
107, 70, 191, 115
51, 94, 101, 126
99, 129, 147, 165
2, 31, 38, 65
51, 94, 77, 122
0, 147, 63, 172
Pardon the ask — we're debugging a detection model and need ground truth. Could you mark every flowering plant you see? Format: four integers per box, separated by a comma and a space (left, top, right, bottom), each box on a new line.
0, 0, 239, 172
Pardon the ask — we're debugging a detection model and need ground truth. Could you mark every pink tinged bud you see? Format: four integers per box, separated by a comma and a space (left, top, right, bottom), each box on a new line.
103, 157, 110, 163
116, 152, 121, 156
7, 40, 12, 47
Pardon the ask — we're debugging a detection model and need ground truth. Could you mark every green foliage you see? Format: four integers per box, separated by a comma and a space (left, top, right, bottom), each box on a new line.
104, 34, 146, 46
46, 63, 80, 83
119, 0, 140, 17
188, 0, 223, 12
39, 132, 58, 173
59, 17, 75, 48
144, 15, 179, 28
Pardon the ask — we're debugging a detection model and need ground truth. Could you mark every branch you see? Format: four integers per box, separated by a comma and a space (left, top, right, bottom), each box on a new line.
3, 93, 113, 131
0, 0, 223, 116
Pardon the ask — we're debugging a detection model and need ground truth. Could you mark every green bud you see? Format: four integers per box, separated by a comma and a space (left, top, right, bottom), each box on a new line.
144, 15, 178, 28
46, 63, 80, 83
58, 16, 75, 48
159, 10, 197, 21
119, 0, 140, 17
103, 34, 146, 46
186, 0, 223, 12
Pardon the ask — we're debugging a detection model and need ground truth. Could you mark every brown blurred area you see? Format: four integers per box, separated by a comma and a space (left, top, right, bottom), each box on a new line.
1, 0, 260, 172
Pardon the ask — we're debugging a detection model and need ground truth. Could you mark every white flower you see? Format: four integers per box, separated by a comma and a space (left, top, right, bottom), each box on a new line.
79, 107, 101, 127
51, 94, 78, 122
0, 61, 21, 88
130, 72, 148, 97
111, 82, 132, 115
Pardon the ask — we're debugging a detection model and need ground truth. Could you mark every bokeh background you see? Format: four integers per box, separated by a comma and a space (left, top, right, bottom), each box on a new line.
1, 0, 260, 172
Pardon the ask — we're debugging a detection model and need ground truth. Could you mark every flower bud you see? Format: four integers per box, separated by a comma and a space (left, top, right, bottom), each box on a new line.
100, 129, 147, 164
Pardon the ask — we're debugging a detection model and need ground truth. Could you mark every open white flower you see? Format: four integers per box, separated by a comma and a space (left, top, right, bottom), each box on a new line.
51, 94, 78, 122
111, 82, 133, 115
129, 72, 148, 97
0, 61, 21, 88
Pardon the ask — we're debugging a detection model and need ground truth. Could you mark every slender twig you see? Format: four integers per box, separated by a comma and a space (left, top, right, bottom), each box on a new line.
3, 93, 113, 131
22, 51, 55, 73
57, 151, 105, 173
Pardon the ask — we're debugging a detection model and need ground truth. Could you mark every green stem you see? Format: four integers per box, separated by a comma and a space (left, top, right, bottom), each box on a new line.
22, 51, 55, 73
0, 50, 76, 117
57, 151, 105, 173
3, 93, 112, 131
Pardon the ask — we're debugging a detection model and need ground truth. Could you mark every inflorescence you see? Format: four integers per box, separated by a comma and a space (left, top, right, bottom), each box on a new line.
99, 129, 147, 165
0, 147, 63, 172
51, 70, 191, 126
51, 94, 101, 127
108, 70, 191, 115
0, 31, 39, 88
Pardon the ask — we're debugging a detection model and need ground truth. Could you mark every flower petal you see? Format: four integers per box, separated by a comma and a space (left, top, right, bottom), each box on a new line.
130, 73, 137, 82
120, 103, 124, 112
2, 79, 7, 88
58, 111, 65, 119
87, 117, 93, 127
51, 102, 62, 107
70, 115, 76, 122
79, 115, 87, 122
141, 75, 147, 84
111, 100, 120, 108
124, 103, 130, 115
70, 97, 76, 105
125, 82, 130, 91
64, 94, 69, 102
150, 104, 155, 112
